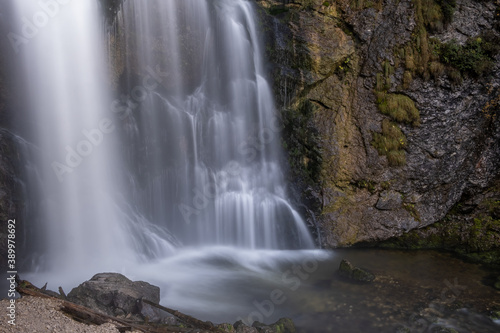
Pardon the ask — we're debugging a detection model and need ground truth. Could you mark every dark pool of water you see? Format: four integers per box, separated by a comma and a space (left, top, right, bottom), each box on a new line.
289, 249, 500, 332
142, 248, 500, 333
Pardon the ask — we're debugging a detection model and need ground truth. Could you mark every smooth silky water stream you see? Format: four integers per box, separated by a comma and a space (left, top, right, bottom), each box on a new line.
6, 1, 500, 332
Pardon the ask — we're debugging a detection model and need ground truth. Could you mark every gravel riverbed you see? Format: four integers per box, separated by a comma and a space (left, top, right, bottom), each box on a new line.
0, 296, 140, 333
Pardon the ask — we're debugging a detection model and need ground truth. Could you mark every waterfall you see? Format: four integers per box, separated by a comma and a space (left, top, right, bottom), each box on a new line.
114, 0, 314, 250
10, 0, 175, 276
10, 0, 314, 291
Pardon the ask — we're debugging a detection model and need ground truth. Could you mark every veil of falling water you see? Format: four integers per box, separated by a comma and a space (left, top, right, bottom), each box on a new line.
115, 0, 314, 250
11, 0, 314, 287
11, 0, 176, 277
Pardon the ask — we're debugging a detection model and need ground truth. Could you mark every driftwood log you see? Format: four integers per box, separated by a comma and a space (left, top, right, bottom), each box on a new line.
16, 283, 216, 333
142, 299, 218, 332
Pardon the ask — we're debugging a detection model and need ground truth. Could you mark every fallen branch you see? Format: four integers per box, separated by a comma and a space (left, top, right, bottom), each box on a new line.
142, 299, 218, 332
16, 286, 53, 299
58, 286, 67, 299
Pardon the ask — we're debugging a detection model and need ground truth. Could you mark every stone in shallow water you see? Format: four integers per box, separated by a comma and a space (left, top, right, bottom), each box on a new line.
338, 259, 375, 283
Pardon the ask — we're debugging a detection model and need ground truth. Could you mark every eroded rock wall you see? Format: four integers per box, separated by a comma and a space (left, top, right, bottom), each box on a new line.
256, 0, 500, 251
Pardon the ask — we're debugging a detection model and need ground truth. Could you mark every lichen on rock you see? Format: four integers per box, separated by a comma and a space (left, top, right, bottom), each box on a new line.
256, 0, 500, 252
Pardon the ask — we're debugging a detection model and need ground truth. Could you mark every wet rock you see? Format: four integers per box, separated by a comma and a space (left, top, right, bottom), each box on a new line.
490, 310, 500, 320
217, 323, 236, 332
270, 317, 296, 333
395, 327, 411, 333
338, 259, 375, 283
0, 133, 20, 270
494, 276, 500, 290
252, 318, 296, 333
67, 272, 170, 322
233, 320, 259, 333
492, 206, 500, 220
136, 297, 178, 325
235, 318, 295, 333
252, 321, 274, 333
376, 190, 403, 210
430, 326, 459, 333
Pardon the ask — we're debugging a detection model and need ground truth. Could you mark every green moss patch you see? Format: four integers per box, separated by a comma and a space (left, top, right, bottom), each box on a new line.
372, 119, 407, 166
376, 93, 421, 126
371, 59, 420, 167
439, 35, 500, 77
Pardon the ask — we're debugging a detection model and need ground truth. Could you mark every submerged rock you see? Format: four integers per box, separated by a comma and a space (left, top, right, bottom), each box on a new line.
67, 272, 174, 323
338, 259, 375, 283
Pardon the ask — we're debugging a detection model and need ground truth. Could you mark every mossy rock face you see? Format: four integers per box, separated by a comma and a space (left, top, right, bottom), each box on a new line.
256, 0, 500, 250
372, 120, 407, 166
378, 184, 500, 267
376, 93, 420, 126
376, 190, 403, 210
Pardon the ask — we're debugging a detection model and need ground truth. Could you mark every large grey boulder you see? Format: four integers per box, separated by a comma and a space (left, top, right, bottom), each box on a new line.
67, 272, 164, 320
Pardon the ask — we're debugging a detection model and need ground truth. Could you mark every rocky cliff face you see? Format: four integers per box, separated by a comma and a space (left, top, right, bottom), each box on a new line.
0, 3, 19, 269
256, 0, 500, 257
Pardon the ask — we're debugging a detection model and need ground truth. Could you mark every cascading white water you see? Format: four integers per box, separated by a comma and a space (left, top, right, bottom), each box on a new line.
11, 0, 315, 311
116, 0, 314, 250
11, 0, 175, 277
